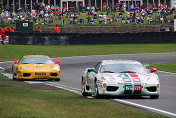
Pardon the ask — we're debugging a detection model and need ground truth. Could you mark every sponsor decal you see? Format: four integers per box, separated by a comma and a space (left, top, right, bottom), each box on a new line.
35, 72, 46, 76
134, 85, 142, 94
129, 73, 142, 94
102, 60, 142, 65
121, 73, 142, 94
87, 71, 95, 85
124, 83, 132, 94
133, 78, 141, 82
120, 73, 132, 94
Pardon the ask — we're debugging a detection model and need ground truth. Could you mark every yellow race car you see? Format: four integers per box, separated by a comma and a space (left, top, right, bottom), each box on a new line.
12, 55, 61, 81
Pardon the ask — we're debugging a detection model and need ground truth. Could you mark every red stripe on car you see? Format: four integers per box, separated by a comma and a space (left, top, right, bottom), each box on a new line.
129, 73, 142, 94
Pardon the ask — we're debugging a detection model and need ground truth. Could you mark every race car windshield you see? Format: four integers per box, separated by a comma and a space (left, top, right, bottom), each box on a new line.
100, 63, 149, 74
21, 57, 54, 64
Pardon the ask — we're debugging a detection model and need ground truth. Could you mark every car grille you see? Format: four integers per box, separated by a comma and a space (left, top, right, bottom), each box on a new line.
146, 86, 157, 92
106, 86, 119, 91
50, 73, 58, 76
23, 73, 31, 77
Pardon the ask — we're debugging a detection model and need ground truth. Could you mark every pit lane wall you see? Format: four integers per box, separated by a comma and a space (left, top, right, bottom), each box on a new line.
8, 32, 176, 45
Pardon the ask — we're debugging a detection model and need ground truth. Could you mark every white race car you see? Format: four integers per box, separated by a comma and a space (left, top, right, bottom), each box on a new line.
81, 59, 160, 99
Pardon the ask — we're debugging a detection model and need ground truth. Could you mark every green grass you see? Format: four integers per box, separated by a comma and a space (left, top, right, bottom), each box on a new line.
148, 62, 176, 73
0, 44, 176, 61
0, 78, 164, 118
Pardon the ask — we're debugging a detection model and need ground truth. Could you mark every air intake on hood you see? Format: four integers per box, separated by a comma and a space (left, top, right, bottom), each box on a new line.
50, 73, 57, 76
106, 86, 119, 91
23, 73, 31, 77
146, 86, 157, 92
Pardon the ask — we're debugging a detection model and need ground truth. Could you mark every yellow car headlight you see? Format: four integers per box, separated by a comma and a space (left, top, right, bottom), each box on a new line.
51, 66, 59, 71
20, 66, 30, 70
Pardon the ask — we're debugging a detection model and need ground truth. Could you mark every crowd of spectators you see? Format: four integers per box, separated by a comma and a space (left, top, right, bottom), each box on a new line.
0, 1, 176, 26
0, 1, 63, 25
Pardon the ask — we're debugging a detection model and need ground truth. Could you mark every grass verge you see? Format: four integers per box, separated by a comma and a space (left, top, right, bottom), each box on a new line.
148, 62, 176, 73
0, 76, 164, 118
1, 44, 176, 61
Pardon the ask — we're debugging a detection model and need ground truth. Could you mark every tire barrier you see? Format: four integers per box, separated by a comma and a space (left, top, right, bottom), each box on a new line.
8, 32, 176, 45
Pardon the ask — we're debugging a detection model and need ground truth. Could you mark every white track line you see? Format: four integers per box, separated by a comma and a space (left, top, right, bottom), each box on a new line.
111, 99, 176, 117
158, 70, 176, 75
45, 82, 81, 95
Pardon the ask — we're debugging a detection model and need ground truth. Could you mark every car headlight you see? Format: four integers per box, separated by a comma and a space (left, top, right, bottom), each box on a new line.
20, 66, 30, 70
51, 66, 59, 71
147, 77, 158, 83
101, 76, 111, 81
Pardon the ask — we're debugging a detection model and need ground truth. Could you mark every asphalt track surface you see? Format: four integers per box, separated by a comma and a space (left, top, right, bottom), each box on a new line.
1, 52, 176, 117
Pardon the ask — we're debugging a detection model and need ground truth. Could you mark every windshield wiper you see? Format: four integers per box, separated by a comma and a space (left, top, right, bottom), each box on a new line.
101, 71, 115, 73
120, 71, 136, 73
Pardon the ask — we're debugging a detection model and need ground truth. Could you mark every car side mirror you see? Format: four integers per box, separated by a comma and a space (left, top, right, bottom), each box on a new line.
88, 68, 98, 73
14, 61, 19, 65
150, 68, 157, 73
55, 60, 61, 64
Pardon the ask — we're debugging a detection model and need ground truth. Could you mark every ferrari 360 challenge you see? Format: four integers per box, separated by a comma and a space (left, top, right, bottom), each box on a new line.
12, 55, 61, 81
81, 59, 160, 99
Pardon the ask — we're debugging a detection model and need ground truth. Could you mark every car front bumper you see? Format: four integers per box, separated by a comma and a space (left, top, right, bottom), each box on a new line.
97, 81, 160, 96
16, 70, 60, 80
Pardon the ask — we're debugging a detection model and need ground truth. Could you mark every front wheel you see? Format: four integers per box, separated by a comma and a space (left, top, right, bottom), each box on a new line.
81, 78, 89, 96
13, 73, 17, 80
150, 95, 159, 99
54, 78, 60, 81
93, 80, 100, 98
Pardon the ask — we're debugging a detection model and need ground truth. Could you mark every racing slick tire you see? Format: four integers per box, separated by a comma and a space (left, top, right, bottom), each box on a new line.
54, 78, 60, 81
13, 73, 17, 81
93, 79, 100, 98
81, 78, 89, 97
150, 95, 159, 99
16, 74, 19, 81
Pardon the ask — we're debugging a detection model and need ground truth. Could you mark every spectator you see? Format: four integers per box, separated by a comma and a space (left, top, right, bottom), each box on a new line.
10, 26, 14, 32
1, 25, 9, 44
80, 18, 84, 24
38, 27, 42, 32
103, 2, 107, 11
54, 24, 60, 33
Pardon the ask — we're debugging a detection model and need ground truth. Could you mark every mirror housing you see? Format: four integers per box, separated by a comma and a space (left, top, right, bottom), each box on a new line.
55, 60, 61, 64
88, 68, 98, 73
150, 68, 157, 73
14, 61, 19, 65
